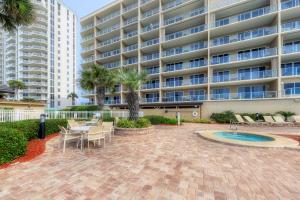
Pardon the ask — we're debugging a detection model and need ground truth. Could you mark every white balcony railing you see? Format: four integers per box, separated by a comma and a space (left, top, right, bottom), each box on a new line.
211, 91, 277, 100
164, 7, 207, 26
162, 78, 208, 88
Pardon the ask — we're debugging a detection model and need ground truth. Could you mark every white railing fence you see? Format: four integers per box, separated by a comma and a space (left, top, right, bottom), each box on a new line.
0, 110, 144, 122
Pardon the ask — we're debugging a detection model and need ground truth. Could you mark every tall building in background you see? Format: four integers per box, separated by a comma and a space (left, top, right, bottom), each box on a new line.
0, 0, 77, 109
80, 0, 300, 117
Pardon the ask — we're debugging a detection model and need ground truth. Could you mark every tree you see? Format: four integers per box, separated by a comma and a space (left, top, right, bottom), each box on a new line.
80, 64, 115, 110
0, 0, 35, 31
117, 69, 148, 121
67, 92, 78, 106
8, 80, 26, 100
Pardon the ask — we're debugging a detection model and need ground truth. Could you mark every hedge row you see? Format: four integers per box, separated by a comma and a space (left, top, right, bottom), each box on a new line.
62, 105, 100, 111
0, 119, 67, 165
117, 118, 151, 128
144, 115, 177, 125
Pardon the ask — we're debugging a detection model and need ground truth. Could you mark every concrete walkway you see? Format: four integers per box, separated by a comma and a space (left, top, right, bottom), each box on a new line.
0, 123, 299, 200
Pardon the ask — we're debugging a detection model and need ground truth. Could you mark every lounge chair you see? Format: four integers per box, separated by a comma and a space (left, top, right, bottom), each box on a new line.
59, 125, 81, 153
293, 116, 300, 125
86, 126, 105, 149
273, 115, 293, 126
263, 116, 278, 126
102, 122, 114, 142
234, 114, 248, 125
243, 116, 259, 126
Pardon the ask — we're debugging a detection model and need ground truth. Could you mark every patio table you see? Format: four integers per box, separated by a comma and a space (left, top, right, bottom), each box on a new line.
70, 126, 90, 150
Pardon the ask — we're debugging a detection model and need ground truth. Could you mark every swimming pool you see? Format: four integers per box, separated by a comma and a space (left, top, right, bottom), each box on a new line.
214, 132, 275, 142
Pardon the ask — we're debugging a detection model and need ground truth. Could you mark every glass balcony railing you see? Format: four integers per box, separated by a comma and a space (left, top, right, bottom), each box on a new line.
98, 49, 120, 59
162, 95, 207, 102
163, 0, 196, 11
142, 38, 159, 48
96, 24, 120, 36
20, 60, 47, 65
211, 91, 277, 100
145, 67, 160, 75
82, 23, 94, 31
211, 48, 277, 65
123, 3, 138, 13
142, 8, 159, 19
283, 87, 300, 96
212, 70, 277, 83
164, 24, 207, 42
124, 30, 138, 39
104, 61, 120, 69
82, 45, 94, 52
282, 44, 300, 54
83, 56, 94, 64
163, 78, 208, 88
142, 23, 159, 33
141, 97, 160, 103
141, 0, 153, 5
281, 0, 300, 10
105, 99, 121, 105
82, 35, 94, 42
142, 52, 160, 62
214, 6, 275, 28
282, 20, 300, 32
162, 42, 207, 57
142, 82, 160, 89
163, 60, 207, 72
97, 11, 120, 24
211, 26, 277, 47
124, 43, 138, 52
22, 45, 47, 50
123, 16, 138, 26
164, 7, 206, 26
124, 57, 138, 65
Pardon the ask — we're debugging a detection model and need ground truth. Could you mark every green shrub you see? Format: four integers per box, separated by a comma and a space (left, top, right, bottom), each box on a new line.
144, 115, 177, 125
0, 120, 40, 140
0, 128, 27, 165
135, 118, 151, 128
191, 118, 212, 124
102, 112, 115, 122
45, 119, 68, 136
210, 111, 235, 123
62, 105, 100, 111
276, 111, 295, 121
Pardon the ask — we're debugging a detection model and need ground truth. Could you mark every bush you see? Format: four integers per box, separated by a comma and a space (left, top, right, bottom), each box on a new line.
0, 120, 40, 140
0, 128, 27, 165
190, 118, 212, 124
276, 111, 295, 121
144, 115, 177, 125
62, 105, 100, 111
210, 111, 235, 123
117, 118, 151, 128
102, 112, 115, 122
45, 119, 68, 136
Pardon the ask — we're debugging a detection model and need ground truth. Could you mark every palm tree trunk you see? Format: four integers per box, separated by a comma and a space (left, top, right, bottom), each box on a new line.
126, 90, 139, 121
96, 87, 105, 110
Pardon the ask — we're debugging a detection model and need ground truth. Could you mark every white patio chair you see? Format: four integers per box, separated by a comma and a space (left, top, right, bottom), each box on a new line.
59, 125, 81, 153
86, 126, 105, 149
102, 122, 114, 142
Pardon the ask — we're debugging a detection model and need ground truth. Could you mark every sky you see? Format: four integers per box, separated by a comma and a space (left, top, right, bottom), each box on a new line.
61, 0, 115, 103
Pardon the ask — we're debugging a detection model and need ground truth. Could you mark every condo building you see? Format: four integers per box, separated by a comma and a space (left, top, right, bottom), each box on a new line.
0, 0, 77, 109
80, 0, 300, 117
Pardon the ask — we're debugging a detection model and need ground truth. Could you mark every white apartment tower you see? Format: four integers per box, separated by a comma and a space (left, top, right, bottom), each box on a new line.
0, 0, 77, 109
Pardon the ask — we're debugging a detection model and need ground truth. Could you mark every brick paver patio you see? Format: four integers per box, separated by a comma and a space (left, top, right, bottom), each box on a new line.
0, 123, 300, 200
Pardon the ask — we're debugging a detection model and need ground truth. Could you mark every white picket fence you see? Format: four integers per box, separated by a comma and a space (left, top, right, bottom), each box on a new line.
0, 110, 144, 122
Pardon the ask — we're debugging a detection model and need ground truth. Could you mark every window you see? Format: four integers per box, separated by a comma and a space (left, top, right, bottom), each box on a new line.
212, 88, 230, 100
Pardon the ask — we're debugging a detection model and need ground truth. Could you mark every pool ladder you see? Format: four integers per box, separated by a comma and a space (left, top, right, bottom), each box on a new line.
230, 120, 238, 131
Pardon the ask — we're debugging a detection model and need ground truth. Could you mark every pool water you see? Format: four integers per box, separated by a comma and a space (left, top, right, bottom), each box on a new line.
214, 132, 275, 142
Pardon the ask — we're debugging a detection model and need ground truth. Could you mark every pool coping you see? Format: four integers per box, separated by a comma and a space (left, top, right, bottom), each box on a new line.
195, 130, 300, 149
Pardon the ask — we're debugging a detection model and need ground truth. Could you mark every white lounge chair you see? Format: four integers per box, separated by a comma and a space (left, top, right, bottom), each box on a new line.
59, 125, 81, 153
244, 116, 267, 126
263, 116, 278, 126
234, 114, 248, 125
273, 115, 293, 126
293, 116, 300, 125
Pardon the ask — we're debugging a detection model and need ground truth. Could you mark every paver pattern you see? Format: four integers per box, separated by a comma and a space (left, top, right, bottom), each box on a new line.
0, 123, 300, 200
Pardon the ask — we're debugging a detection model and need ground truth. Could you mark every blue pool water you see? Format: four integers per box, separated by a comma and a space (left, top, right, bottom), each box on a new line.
214, 132, 274, 142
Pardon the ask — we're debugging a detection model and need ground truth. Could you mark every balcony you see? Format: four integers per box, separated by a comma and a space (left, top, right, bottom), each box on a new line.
82, 23, 94, 31
96, 24, 120, 36
104, 99, 121, 105
20, 67, 47, 72
164, 24, 206, 42
23, 89, 48, 94
162, 60, 207, 73
141, 97, 160, 103
97, 11, 120, 25
142, 82, 160, 90
211, 26, 277, 47
164, 7, 206, 26
124, 30, 138, 39
162, 78, 207, 88
123, 16, 138, 27
97, 49, 120, 59
162, 95, 207, 102
20, 74, 48, 79
281, 0, 300, 10
282, 44, 300, 54
283, 87, 300, 97
123, 44, 138, 53
142, 23, 159, 33
142, 38, 159, 48
123, 3, 138, 13
163, 0, 196, 11
211, 91, 277, 100
82, 45, 94, 52
81, 90, 95, 97
142, 8, 159, 19
82, 56, 94, 64
142, 52, 160, 62
282, 20, 300, 32
145, 66, 160, 75
141, 0, 154, 6
82, 35, 94, 42
212, 70, 277, 83
20, 60, 47, 65
162, 41, 207, 58
104, 61, 120, 69
213, 6, 275, 28
211, 48, 277, 65
124, 57, 138, 66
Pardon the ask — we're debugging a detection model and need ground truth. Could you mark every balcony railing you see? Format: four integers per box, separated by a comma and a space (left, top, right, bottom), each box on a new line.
21, 45, 47, 50
163, 60, 207, 72
145, 67, 160, 75
105, 99, 121, 105
142, 38, 159, 48
82, 23, 94, 31
141, 97, 160, 103
123, 3, 138, 13
20, 53, 47, 57
142, 52, 160, 62
97, 11, 120, 24
96, 24, 120, 36
282, 45, 300, 54
162, 95, 207, 102
142, 23, 159, 33
82, 35, 94, 42
82, 45, 94, 52
282, 20, 300, 32
213, 6, 275, 28
164, 24, 207, 42
162, 0, 195, 11
212, 70, 277, 83
211, 26, 277, 47
162, 41, 207, 57
281, 0, 300, 10
124, 44, 138, 52
142, 8, 159, 19
104, 61, 120, 69
211, 48, 277, 65
82, 56, 94, 64
98, 49, 120, 59
141, 0, 154, 5
124, 30, 138, 39
142, 82, 160, 90
211, 91, 277, 100
162, 78, 208, 88
123, 16, 138, 26
124, 57, 138, 65
283, 87, 300, 96
20, 60, 47, 65
164, 7, 206, 26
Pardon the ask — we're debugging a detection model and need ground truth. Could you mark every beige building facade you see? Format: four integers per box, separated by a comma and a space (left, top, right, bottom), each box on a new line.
81, 0, 300, 119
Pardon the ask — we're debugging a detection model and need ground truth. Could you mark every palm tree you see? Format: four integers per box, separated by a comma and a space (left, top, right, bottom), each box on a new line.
67, 92, 78, 106
117, 69, 148, 121
8, 80, 26, 100
80, 64, 115, 110
0, 0, 35, 31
